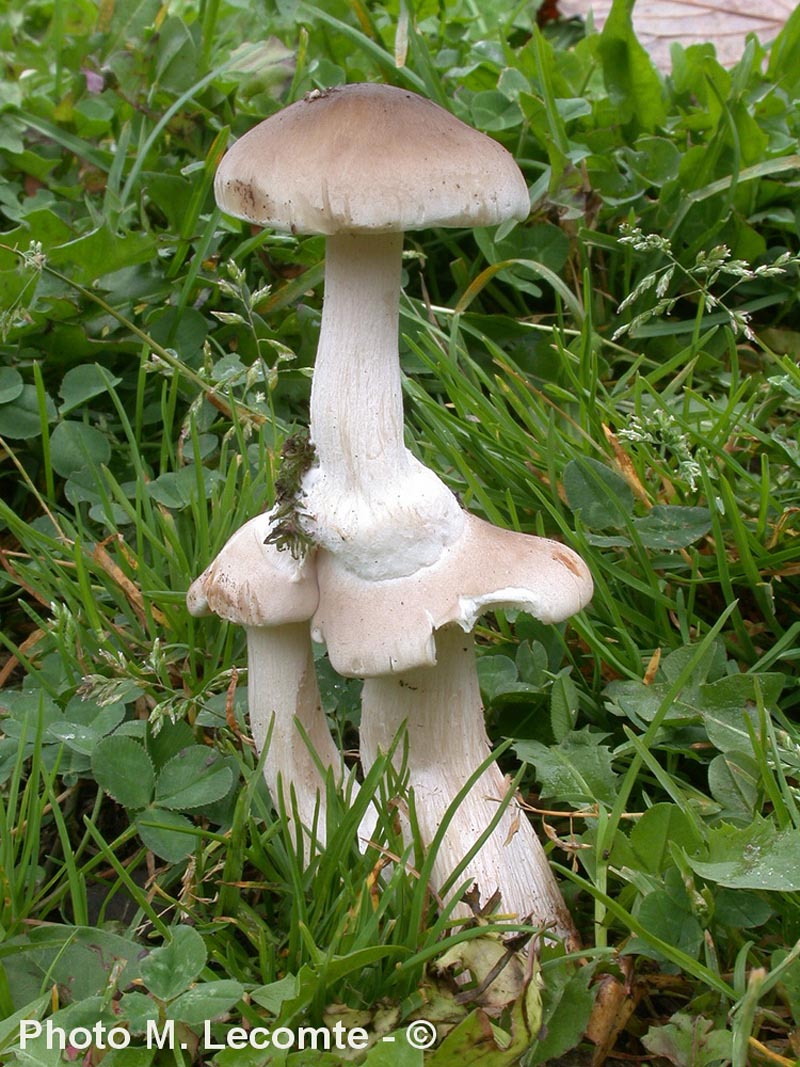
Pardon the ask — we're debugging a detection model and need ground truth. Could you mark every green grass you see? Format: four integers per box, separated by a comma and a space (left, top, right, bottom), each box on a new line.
1, 0, 800, 1064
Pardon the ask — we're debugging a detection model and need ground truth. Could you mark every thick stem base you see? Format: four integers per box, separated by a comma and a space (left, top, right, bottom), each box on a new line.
360, 626, 579, 947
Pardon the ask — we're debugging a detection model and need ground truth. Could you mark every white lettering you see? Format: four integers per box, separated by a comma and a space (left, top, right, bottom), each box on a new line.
249, 1027, 271, 1050
202, 1021, 226, 1050
226, 1027, 249, 1050
44, 1022, 68, 1049
106, 1027, 131, 1050
349, 1027, 369, 1050
271, 1027, 294, 1050
18, 1022, 42, 1049
19, 1015, 423, 1056
146, 1019, 175, 1050
68, 1027, 93, 1051
297, 1025, 331, 1051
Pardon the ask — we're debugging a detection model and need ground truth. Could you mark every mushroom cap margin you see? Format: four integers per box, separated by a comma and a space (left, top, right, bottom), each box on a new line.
187, 510, 319, 628
214, 83, 530, 236
312, 512, 592, 677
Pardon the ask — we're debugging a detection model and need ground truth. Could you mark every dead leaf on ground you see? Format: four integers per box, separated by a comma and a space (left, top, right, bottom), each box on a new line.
558, 0, 793, 69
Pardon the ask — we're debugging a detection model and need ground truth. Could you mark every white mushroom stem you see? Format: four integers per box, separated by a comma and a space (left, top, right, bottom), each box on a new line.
186, 510, 349, 851
302, 231, 464, 582
360, 625, 579, 948
246, 622, 345, 846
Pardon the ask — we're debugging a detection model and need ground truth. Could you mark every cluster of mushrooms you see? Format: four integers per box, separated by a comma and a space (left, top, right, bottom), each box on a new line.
187, 84, 593, 947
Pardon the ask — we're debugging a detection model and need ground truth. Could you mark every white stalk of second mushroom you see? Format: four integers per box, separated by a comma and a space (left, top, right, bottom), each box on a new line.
246, 622, 343, 848
298, 230, 580, 942
360, 626, 579, 947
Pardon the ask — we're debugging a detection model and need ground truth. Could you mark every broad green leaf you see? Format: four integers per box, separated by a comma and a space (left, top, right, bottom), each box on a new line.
118, 991, 161, 1034
563, 457, 634, 530
92, 735, 155, 809
767, 4, 800, 93
475, 222, 569, 276
166, 980, 245, 1025
148, 306, 209, 359
529, 962, 595, 1066
146, 720, 198, 772
155, 747, 234, 810
0, 367, 23, 404
0, 925, 145, 1008
215, 1047, 287, 1067
139, 925, 207, 1002
625, 136, 681, 186
183, 432, 218, 462
630, 804, 704, 874
515, 727, 618, 805
634, 890, 704, 960
91, 1047, 156, 1067
250, 965, 321, 1023
63, 469, 135, 527
515, 640, 548, 687
689, 819, 800, 891
142, 173, 194, 232
632, 506, 712, 549
715, 890, 773, 930
0, 385, 55, 439
469, 90, 523, 132
59, 364, 121, 415
5, 1034, 67, 1067
770, 948, 800, 1024
642, 1014, 732, 1067
48, 708, 126, 755
73, 97, 116, 138
324, 945, 408, 985
146, 467, 223, 509
1, 690, 62, 729
49, 225, 157, 283
597, 0, 667, 132
362, 1034, 423, 1066
63, 695, 127, 729
153, 16, 198, 94
477, 655, 536, 702
101, 0, 162, 57
135, 807, 197, 863
49, 420, 112, 478
0, 994, 49, 1048
707, 752, 759, 819
700, 673, 784, 754
250, 974, 301, 1016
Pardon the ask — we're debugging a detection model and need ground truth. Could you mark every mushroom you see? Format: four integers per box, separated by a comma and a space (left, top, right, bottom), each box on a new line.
187, 510, 346, 848
213, 83, 592, 938
214, 83, 529, 582
354, 515, 592, 946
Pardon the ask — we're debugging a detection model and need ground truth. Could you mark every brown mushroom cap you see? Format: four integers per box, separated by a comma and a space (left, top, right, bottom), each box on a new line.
186, 511, 318, 628
214, 83, 530, 235
312, 512, 593, 676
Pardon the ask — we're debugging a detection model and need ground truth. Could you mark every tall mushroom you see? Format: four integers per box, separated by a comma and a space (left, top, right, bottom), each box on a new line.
212, 83, 592, 939
187, 510, 346, 848
214, 83, 528, 582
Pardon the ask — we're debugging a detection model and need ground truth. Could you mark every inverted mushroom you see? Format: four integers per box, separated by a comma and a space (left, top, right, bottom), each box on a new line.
213, 83, 592, 939
187, 510, 345, 848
